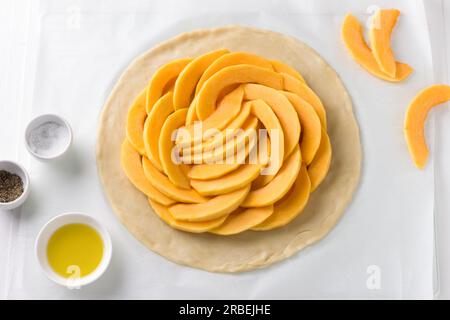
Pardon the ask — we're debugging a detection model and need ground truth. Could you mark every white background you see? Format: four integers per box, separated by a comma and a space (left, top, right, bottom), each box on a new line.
0, 0, 449, 299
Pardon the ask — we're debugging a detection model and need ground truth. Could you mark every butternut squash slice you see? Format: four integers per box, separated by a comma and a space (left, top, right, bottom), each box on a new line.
282, 91, 322, 164
149, 199, 227, 233
196, 52, 274, 94
126, 88, 148, 155
369, 9, 400, 78
249, 99, 284, 175
252, 165, 310, 230
142, 157, 208, 203
251, 173, 274, 190
120, 139, 175, 206
202, 85, 245, 138
404, 84, 450, 169
282, 73, 327, 129
209, 206, 274, 235
178, 99, 252, 154
196, 64, 284, 120
244, 83, 300, 158
146, 58, 192, 113
185, 96, 198, 125
169, 185, 251, 222
250, 133, 300, 190
180, 108, 258, 164
190, 163, 261, 196
252, 91, 314, 186
189, 163, 240, 181
241, 146, 301, 208
244, 137, 274, 189
342, 14, 413, 82
308, 129, 332, 191
173, 49, 229, 109
188, 133, 258, 180
185, 117, 259, 164
176, 86, 244, 147
159, 108, 190, 189
143, 91, 174, 171
190, 162, 262, 196
271, 59, 305, 83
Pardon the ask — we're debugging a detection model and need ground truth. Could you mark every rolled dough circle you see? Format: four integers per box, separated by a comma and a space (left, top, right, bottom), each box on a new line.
96, 26, 361, 272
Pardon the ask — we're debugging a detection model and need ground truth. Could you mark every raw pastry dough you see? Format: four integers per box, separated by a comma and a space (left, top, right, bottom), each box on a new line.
96, 26, 361, 272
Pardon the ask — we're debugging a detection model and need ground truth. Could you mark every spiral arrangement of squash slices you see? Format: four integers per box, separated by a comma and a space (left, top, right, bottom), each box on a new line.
122, 49, 332, 235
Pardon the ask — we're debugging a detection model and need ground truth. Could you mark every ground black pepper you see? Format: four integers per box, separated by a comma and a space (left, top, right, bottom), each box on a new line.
0, 170, 24, 203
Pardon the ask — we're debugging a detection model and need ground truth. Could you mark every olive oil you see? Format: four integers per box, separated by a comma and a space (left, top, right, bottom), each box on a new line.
47, 223, 103, 278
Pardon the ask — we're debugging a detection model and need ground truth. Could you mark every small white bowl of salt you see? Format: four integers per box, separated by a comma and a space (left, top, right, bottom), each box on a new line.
25, 114, 72, 161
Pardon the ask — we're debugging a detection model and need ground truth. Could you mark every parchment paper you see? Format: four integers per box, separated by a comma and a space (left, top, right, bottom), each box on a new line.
4, 0, 435, 298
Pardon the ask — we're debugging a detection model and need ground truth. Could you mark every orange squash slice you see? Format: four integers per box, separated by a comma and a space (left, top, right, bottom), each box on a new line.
150, 199, 227, 233
146, 58, 192, 113
404, 84, 450, 169
120, 139, 175, 206
244, 84, 300, 158
241, 146, 301, 207
308, 129, 332, 191
342, 14, 413, 82
143, 91, 174, 171
196, 64, 283, 120
169, 185, 251, 222
196, 52, 274, 94
253, 164, 310, 230
126, 88, 148, 155
173, 49, 229, 109
282, 91, 322, 164
142, 157, 207, 203
370, 9, 400, 78
271, 59, 305, 83
159, 108, 190, 188
281, 73, 327, 129
210, 206, 274, 235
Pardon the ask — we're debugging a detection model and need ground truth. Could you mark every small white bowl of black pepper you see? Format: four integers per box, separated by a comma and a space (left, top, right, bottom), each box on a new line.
0, 160, 30, 210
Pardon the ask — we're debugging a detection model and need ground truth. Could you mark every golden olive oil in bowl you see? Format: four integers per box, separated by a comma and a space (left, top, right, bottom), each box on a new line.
47, 223, 104, 278
35, 213, 112, 287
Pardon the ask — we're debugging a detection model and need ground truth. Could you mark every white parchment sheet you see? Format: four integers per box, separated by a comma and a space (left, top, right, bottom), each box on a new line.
4, 0, 436, 299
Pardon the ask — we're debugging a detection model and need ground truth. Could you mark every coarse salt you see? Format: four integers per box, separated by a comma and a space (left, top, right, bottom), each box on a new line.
27, 121, 70, 157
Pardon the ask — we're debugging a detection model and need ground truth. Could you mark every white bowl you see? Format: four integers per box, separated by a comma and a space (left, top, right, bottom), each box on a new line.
35, 213, 112, 287
0, 160, 30, 210
24, 114, 73, 161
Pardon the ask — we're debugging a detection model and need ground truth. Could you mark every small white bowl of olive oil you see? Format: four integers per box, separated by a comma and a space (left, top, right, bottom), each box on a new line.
35, 213, 112, 287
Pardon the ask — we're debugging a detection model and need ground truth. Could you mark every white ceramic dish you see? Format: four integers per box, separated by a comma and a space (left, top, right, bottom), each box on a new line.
0, 160, 30, 210
24, 114, 73, 161
35, 212, 112, 287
